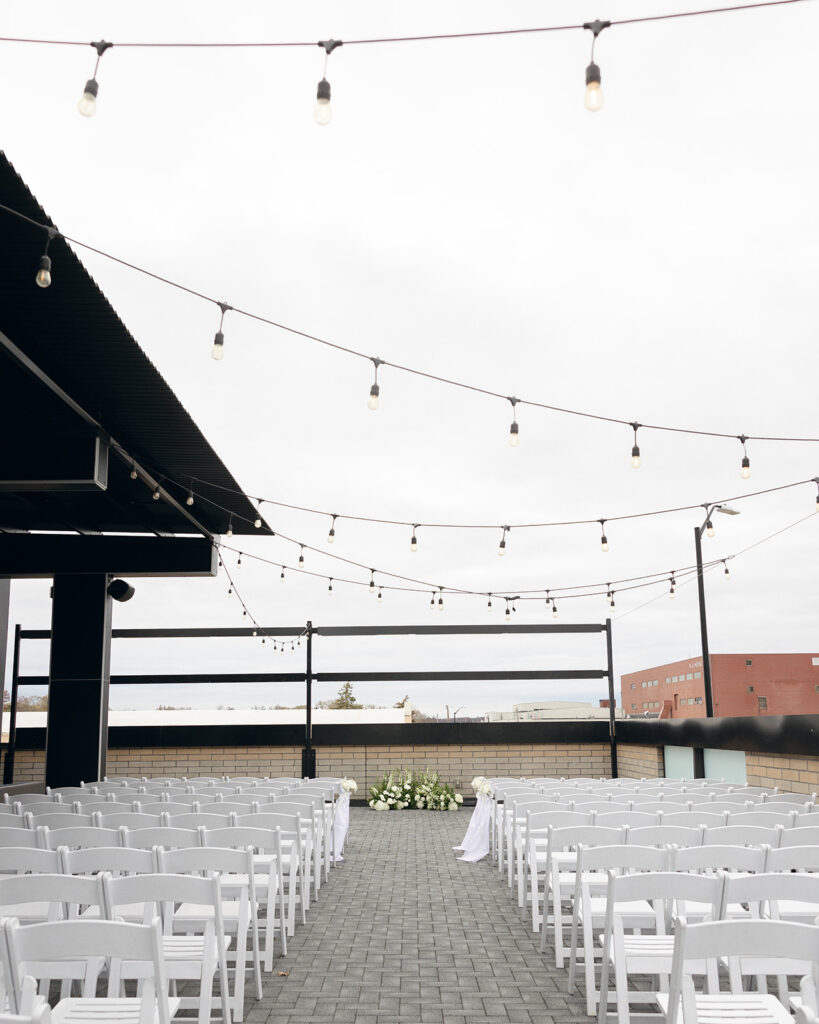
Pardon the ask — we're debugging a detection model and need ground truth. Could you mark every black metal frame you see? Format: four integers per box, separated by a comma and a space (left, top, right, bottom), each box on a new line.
6, 619, 616, 781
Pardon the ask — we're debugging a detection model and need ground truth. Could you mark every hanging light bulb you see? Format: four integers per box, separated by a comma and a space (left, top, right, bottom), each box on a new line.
437, 590, 444, 612
280, 566, 285, 582
369, 571, 376, 595
298, 547, 305, 569
130, 462, 138, 480
508, 397, 520, 447
630, 421, 641, 469
262, 637, 266, 645
609, 591, 616, 609
551, 600, 559, 619
739, 435, 751, 479
498, 527, 509, 557
377, 589, 383, 603
186, 490, 195, 507
723, 561, 731, 580
505, 602, 511, 621
814, 479, 819, 512
77, 40, 112, 117
429, 592, 435, 610
669, 576, 676, 599
226, 515, 234, 538
227, 586, 232, 596
254, 501, 263, 529
487, 595, 493, 612
152, 486, 161, 501
314, 39, 342, 125
705, 519, 714, 538
242, 609, 247, 618
582, 20, 609, 112
368, 357, 382, 410
211, 302, 231, 361
410, 527, 418, 553
35, 254, 52, 288
599, 520, 609, 553
252, 629, 258, 637
328, 579, 334, 595
328, 515, 337, 544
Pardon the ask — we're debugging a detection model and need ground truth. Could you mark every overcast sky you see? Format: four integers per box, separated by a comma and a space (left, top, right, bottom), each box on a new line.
2, 0, 818, 717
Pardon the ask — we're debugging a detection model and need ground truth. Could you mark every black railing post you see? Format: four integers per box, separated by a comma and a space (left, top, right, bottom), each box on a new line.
301, 621, 316, 778
694, 526, 715, 718
605, 618, 618, 778
3, 625, 22, 785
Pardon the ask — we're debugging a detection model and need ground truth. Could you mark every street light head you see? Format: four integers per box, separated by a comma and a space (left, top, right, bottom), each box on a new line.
716, 504, 741, 516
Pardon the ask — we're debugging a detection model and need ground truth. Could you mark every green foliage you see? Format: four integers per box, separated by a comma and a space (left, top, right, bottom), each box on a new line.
368, 769, 463, 811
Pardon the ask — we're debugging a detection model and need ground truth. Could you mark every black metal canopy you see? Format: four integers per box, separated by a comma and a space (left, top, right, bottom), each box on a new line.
0, 152, 265, 537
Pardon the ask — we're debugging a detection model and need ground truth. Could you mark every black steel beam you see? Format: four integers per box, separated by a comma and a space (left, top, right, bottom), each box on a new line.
316, 670, 608, 682
0, 535, 217, 578
312, 624, 606, 636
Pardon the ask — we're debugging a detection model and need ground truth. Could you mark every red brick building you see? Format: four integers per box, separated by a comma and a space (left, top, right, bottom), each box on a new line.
621, 654, 819, 719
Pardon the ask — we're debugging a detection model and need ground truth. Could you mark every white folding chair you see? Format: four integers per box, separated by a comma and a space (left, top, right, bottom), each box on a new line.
661, 918, 819, 1023
121, 827, 201, 851
0, 849, 61, 876
103, 872, 231, 1024
597, 870, 724, 1024
235, 813, 307, 926
627, 825, 705, 848
95, 813, 162, 830
5, 916, 176, 1023
766, 846, 819, 873
703, 824, 783, 849
661, 811, 728, 829
726, 810, 796, 829
38, 827, 121, 852
0, 874, 101, 925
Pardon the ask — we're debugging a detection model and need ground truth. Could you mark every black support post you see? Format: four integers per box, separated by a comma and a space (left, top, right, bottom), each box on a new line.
45, 574, 112, 788
694, 526, 715, 718
2, 625, 21, 785
301, 621, 316, 779
605, 618, 618, 778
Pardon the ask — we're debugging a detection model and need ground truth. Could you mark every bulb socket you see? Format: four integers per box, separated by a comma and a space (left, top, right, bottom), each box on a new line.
317, 78, 331, 102
586, 61, 601, 86
84, 78, 99, 99
38, 254, 52, 274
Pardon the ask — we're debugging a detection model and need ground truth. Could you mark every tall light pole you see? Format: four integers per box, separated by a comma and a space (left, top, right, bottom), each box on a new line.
452, 705, 466, 722
694, 504, 740, 717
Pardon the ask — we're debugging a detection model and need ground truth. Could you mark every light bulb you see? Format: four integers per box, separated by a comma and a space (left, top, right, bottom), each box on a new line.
369, 578, 375, 594
601, 535, 609, 553
328, 581, 333, 595
280, 568, 285, 581
377, 590, 383, 602
328, 527, 335, 544
509, 421, 519, 447
487, 598, 492, 612
741, 456, 751, 480
130, 464, 138, 480
226, 525, 233, 538
152, 487, 161, 501
186, 493, 195, 507
314, 79, 332, 125
669, 586, 676, 600
78, 78, 98, 117
498, 538, 506, 557
252, 629, 257, 637
631, 446, 641, 469
429, 594, 435, 609
724, 564, 731, 580
706, 520, 715, 538
299, 554, 304, 569
552, 602, 559, 619
410, 533, 417, 552
211, 331, 225, 360
584, 63, 603, 112
368, 383, 379, 410
505, 607, 511, 621
254, 517, 262, 529
437, 596, 444, 612
35, 255, 52, 289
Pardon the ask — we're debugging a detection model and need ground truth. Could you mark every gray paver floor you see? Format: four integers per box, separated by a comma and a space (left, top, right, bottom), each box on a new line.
249, 806, 590, 1024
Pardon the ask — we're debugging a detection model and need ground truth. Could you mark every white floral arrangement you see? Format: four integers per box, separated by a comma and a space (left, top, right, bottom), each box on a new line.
472, 776, 492, 796
341, 778, 358, 793
369, 770, 463, 811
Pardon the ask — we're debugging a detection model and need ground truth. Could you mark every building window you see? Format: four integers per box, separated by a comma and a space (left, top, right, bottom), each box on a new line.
694, 672, 701, 679
630, 683, 636, 689
631, 703, 637, 710
694, 697, 703, 704
665, 677, 671, 684
641, 681, 647, 688
747, 686, 754, 694
758, 696, 767, 710
672, 676, 678, 683
746, 658, 753, 667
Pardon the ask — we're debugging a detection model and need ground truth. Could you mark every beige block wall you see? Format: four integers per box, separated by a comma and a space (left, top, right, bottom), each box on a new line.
0, 742, 612, 789
745, 752, 819, 796
617, 743, 665, 780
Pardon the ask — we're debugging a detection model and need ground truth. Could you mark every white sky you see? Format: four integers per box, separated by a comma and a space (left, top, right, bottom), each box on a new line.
2, 0, 818, 718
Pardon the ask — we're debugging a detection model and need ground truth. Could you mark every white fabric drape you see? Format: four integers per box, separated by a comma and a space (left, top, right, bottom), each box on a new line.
453, 792, 491, 862
333, 791, 351, 861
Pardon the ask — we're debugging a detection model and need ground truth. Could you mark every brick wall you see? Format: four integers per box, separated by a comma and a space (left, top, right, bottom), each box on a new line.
617, 743, 665, 779
745, 751, 819, 796
0, 742, 612, 789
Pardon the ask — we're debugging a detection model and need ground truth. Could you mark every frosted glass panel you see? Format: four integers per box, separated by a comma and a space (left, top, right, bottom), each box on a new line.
703, 748, 746, 784
664, 745, 695, 779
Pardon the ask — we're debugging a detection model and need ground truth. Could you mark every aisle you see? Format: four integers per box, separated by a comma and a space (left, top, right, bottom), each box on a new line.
252, 806, 588, 1024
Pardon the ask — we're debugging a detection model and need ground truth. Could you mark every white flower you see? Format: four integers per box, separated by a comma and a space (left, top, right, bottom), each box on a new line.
448, 802, 458, 811
416, 799, 424, 808
387, 797, 395, 804
342, 778, 358, 793
374, 800, 389, 811
455, 793, 463, 804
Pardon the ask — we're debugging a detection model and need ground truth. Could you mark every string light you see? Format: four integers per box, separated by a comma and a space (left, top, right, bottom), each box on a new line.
377, 589, 383, 602
369, 570, 376, 594
152, 485, 161, 501
723, 560, 731, 580
227, 586, 232, 595
211, 302, 231, 361
487, 594, 493, 612
254, 501, 263, 529
328, 578, 334, 595
669, 575, 676, 599
739, 435, 751, 479
705, 518, 715, 538
551, 599, 559, 619
280, 566, 285, 581
130, 461, 138, 480
314, 39, 342, 125
77, 40, 112, 118
505, 599, 511, 620
599, 520, 609, 553
429, 591, 435, 610
35, 228, 57, 288
186, 489, 195, 506
508, 398, 520, 447
297, 545, 305, 568
607, 588, 615, 609
815, 478, 819, 511
630, 422, 642, 469
437, 588, 444, 612
410, 526, 418, 553
252, 629, 257, 637
498, 526, 509, 557
237, 555, 242, 568
583, 20, 609, 112
226, 514, 234, 537
328, 515, 337, 544
368, 357, 382, 410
